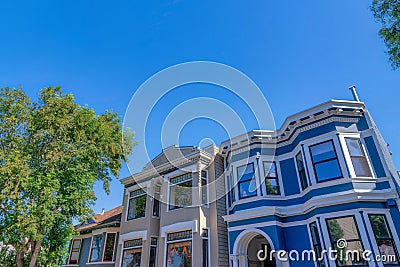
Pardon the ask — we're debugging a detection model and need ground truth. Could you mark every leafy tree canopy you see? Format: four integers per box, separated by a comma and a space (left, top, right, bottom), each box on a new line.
0, 87, 135, 267
372, 0, 400, 69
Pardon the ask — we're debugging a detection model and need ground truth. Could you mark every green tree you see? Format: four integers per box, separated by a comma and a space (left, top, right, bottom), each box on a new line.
0, 87, 135, 267
371, 0, 400, 69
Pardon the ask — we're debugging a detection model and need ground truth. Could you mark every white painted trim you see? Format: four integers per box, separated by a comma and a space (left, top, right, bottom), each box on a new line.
102, 232, 117, 262
119, 230, 147, 244
224, 189, 396, 223
160, 220, 198, 237
92, 227, 119, 236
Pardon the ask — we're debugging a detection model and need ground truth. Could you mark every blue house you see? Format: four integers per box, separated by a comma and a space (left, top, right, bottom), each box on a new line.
62, 206, 121, 267
221, 97, 400, 267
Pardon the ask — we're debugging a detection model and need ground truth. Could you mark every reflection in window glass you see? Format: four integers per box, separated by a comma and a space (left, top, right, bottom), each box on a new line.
326, 216, 365, 266
296, 152, 308, 190
309, 223, 325, 267
346, 138, 372, 177
263, 162, 280, 195
310, 140, 342, 182
169, 179, 192, 210
103, 233, 116, 262
166, 231, 192, 267
89, 234, 103, 262
369, 215, 399, 265
122, 248, 142, 267
68, 239, 82, 264
237, 163, 257, 199
127, 190, 147, 220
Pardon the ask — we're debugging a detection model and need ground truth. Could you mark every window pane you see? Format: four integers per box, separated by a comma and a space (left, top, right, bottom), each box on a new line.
377, 239, 398, 264
103, 233, 116, 261
265, 178, 280, 195
167, 241, 192, 267
327, 217, 360, 241
310, 141, 337, 163
296, 152, 308, 190
169, 180, 192, 210
237, 163, 254, 182
72, 240, 81, 249
314, 159, 342, 181
239, 179, 257, 199
310, 222, 320, 245
90, 235, 103, 262
153, 198, 160, 217
149, 246, 157, 267
351, 157, 372, 177
202, 239, 208, 267
263, 162, 277, 178
128, 194, 147, 220
69, 251, 79, 264
370, 215, 391, 238
346, 139, 364, 157
122, 248, 142, 267
333, 241, 365, 266
201, 179, 207, 204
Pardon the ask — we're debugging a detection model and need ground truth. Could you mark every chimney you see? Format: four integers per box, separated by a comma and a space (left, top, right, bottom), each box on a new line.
101, 208, 105, 215
348, 85, 360, 102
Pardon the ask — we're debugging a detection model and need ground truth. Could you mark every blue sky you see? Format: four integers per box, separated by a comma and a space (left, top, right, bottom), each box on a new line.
1, 0, 399, 214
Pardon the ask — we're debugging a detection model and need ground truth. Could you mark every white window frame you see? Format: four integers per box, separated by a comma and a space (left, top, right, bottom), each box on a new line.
88, 234, 103, 263
126, 188, 147, 221
102, 232, 117, 262
167, 172, 193, 211
68, 238, 82, 265
164, 230, 193, 267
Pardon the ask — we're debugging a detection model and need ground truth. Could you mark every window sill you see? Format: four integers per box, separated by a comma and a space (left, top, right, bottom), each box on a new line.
87, 262, 115, 265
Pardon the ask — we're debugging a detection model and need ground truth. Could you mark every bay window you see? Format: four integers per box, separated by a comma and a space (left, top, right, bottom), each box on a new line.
310, 140, 342, 182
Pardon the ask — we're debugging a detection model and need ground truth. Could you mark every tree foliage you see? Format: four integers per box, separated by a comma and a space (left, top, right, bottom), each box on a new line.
372, 0, 400, 69
0, 87, 135, 266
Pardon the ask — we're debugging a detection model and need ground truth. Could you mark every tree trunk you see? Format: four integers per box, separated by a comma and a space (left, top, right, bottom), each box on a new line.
16, 250, 25, 267
29, 240, 42, 267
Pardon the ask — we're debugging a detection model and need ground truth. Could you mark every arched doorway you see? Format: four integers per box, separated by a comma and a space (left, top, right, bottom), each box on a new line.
232, 229, 279, 267
247, 234, 276, 267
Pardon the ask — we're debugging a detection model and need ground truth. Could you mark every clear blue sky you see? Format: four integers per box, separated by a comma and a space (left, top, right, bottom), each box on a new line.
1, 0, 399, 214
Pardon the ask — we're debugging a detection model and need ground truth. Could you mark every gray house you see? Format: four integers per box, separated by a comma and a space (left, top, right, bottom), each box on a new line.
62, 206, 121, 267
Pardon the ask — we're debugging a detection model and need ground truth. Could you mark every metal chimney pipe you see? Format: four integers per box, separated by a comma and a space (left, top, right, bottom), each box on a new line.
348, 85, 360, 102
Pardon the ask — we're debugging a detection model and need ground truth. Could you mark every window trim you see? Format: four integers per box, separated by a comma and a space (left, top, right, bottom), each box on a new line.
102, 232, 117, 262
121, 238, 143, 267
237, 163, 258, 200
149, 236, 158, 267
368, 214, 400, 265
89, 234, 103, 263
309, 222, 325, 267
309, 140, 343, 183
201, 170, 209, 206
165, 230, 193, 267
295, 151, 309, 191
126, 189, 147, 221
325, 215, 367, 267
202, 228, 210, 267
345, 137, 373, 178
262, 161, 281, 196
68, 238, 82, 265
168, 172, 193, 211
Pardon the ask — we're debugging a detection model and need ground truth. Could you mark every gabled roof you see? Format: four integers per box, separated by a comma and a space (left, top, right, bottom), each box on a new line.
75, 206, 122, 232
